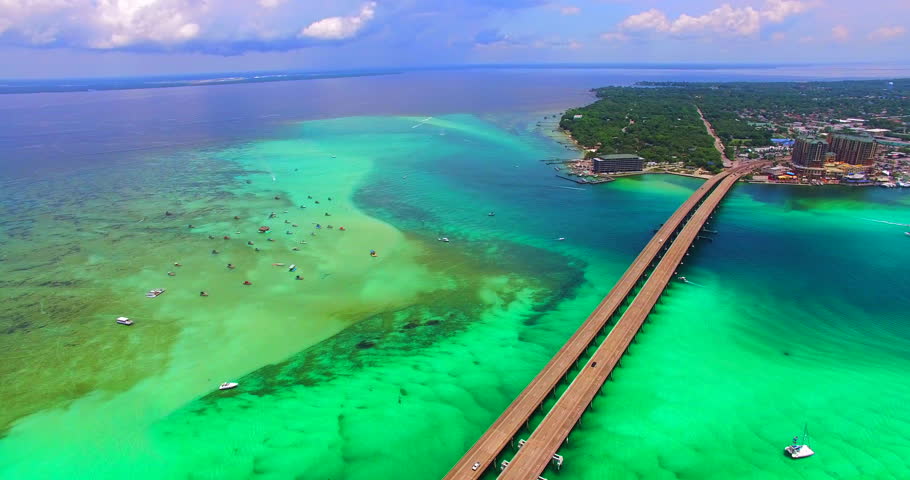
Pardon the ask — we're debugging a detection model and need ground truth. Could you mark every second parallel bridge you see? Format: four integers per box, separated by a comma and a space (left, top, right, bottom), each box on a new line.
498, 169, 750, 479
443, 167, 745, 480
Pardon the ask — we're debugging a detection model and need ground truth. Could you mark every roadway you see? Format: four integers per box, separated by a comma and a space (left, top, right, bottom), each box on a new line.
497, 171, 747, 479
443, 169, 737, 480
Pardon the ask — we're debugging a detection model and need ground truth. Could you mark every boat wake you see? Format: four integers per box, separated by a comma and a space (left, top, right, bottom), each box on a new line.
862, 218, 910, 227
411, 117, 433, 129
555, 185, 584, 191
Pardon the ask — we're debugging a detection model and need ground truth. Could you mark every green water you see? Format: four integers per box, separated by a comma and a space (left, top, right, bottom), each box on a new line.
550, 186, 910, 480
1, 112, 908, 480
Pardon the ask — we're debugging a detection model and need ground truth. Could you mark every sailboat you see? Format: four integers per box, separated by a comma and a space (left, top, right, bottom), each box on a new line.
784, 424, 815, 459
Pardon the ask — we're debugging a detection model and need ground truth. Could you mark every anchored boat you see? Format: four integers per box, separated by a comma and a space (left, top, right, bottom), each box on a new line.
785, 424, 815, 459
219, 382, 239, 390
145, 288, 165, 298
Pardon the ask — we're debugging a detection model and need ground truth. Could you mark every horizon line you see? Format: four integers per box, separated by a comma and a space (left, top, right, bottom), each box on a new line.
5, 61, 910, 82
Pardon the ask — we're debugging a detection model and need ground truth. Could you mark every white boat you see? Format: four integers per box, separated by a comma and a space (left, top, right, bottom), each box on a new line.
898, 181, 910, 188
784, 425, 815, 459
905, 232, 910, 237
556, 237, 566, 241
116, 316, 133, 326
145, 288, 165, 298
438, 237, 450, 243
488, 212, 496, 217
881, 182, 897, 188
219, 382, 239, 390
288, 264, 297, 271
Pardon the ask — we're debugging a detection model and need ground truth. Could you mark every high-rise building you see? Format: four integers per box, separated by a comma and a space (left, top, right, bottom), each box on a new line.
592, 154, 644, 173
791, 137, 828, 168
828, 134, 877, 166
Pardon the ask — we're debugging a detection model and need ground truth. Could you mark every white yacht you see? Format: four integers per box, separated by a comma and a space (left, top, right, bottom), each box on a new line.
116, 316, 133, 326
219, 382, 239, 390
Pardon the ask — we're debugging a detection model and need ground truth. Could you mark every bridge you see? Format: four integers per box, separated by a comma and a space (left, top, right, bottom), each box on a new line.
443, 164, 759, 480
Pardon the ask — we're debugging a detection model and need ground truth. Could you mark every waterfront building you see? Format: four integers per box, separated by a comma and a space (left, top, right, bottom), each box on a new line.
592, 154, 644, 173
828, 133, 877, 166
762, 165, 788, 176
791, 136, 828, 168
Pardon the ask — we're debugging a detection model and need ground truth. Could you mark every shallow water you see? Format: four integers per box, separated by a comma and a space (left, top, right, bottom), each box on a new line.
1, 70, 909, 479
548, 185, 910, 480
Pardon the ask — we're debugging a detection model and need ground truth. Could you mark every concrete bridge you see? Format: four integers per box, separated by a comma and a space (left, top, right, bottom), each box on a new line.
444, 164, 760, 480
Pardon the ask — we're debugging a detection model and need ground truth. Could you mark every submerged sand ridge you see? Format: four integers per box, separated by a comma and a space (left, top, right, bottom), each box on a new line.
0, 114, 594, 478
0, 129, 442, 438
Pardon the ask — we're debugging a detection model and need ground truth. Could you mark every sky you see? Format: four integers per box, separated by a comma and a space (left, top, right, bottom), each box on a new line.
0, 0, 907, 78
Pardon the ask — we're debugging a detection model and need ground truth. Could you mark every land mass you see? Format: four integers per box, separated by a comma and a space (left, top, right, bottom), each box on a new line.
560, 78, 910, 173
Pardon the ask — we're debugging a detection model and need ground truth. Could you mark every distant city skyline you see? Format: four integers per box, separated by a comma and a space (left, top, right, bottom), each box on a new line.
0, 0, 908, 78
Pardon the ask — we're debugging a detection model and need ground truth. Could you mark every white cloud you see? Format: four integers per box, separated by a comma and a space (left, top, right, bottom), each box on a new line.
300, 2, 377, 40
868, 25, 906, 41
91, 0, 206, 48
831, 24, 849, 42
600, 32, 629, 42
670, 5, 761, 36
0, 0, 383, 52
620, 8, 670, 32
760, 0, 814, 22
560, 6, 580, 16
618, 0, 814, 37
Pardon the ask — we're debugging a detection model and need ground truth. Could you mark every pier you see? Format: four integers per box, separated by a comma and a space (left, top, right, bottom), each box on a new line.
443, 164, 759, 480
555, 174, 613, 185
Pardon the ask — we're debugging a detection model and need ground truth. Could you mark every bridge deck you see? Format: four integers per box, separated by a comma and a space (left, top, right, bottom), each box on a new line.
442, 171, 733, 480
497, 172, 744, 480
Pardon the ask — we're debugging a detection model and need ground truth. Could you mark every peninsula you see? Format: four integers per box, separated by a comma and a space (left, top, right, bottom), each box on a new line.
558, 79, 910, 186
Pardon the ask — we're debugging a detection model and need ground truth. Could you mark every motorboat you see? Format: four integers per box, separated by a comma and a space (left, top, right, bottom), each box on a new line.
678, 276, 688, 283
146, 288, 165, 298
784, 425, 815, 459
556, 237, 566, 241
219, 382, 239, 390
116, 316, 133, 326
905, 232, 910, 237
289, 264, 297, 272
438, 237, 450, 243
488, 212, 496, 217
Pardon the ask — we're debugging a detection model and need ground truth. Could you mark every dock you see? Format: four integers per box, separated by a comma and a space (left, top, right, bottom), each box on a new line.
555, 174, 613, 185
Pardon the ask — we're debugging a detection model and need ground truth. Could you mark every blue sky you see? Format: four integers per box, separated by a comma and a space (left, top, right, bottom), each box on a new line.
0, 0, 907, 78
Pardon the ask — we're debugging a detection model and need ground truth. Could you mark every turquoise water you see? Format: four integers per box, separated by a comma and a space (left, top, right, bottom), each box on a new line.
1, 74, 909, 480
551, 185, 910, 480
0, 111, 703, 478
